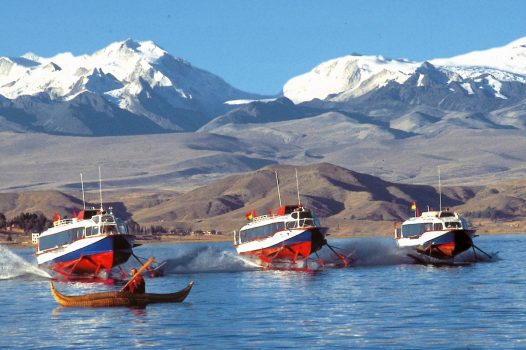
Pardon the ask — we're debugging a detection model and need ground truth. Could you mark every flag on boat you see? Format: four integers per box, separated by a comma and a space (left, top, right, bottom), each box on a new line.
245, 211, 254, 221
53, 212, 60, 222
410, 202, 417, 212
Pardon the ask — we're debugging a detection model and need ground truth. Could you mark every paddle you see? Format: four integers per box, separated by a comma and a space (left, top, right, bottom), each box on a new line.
120, 257, 155, 292
132, 253, 157, 275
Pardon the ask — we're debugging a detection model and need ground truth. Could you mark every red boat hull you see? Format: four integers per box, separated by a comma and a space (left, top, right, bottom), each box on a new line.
240, 240, 313, 262
54, 251, 117, 275
40, 234, 134, 276
237, 228, 326, 266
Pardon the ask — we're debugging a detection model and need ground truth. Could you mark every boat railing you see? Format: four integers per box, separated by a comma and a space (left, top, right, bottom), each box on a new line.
251, 214, 316, 229
252, 214, 279, 223
53, 218, 77, 227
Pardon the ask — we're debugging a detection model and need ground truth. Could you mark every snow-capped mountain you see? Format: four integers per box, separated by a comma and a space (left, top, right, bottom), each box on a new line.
201, 37, 526, 144
431, 37, 526, 77
283, 55, 419, 103
2, 37, 526, 137
0, 39, 261, 134
283, 37, 526, 104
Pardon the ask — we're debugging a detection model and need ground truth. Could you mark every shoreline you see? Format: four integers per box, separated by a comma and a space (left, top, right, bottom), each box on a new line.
5, 231, 525, 250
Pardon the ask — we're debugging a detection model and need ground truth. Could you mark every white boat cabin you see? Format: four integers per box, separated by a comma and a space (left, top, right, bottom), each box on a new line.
37, 209, 129, 252
395, 211, 470, 239
234, 205, 320, 245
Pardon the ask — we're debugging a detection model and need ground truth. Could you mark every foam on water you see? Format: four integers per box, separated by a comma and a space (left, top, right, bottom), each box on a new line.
164, 245, 261, 273
145, 238, 497, 274
0, 245, 52, 280
158, 238, 412, 273
320, 237, 412, 266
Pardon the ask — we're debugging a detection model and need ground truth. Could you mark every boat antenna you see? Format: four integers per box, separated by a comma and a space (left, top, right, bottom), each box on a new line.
98, 166, 103, 211
438, 166, 442, 211
295, 168, 301, 206
80, 173, 86, 210
275, 170, 282, 207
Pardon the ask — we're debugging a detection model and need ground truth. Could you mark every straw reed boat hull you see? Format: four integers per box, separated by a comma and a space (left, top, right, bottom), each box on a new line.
50, 281, 193, 307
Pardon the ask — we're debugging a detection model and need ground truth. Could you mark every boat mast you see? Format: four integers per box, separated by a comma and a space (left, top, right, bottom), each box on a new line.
98, 166, 103, 211
438, 166, 442, 211
275, 171, 282, 207
295, 168, 301, 206
80, 173, 86, 210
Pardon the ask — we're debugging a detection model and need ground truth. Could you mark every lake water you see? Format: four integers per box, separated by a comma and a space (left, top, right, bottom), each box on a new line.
0, 234, 525, 349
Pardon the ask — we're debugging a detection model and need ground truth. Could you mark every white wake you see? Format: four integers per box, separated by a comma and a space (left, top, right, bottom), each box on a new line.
0, 245, 51, 279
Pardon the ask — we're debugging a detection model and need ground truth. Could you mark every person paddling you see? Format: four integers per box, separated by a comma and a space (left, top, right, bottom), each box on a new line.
124, 267, 145, 294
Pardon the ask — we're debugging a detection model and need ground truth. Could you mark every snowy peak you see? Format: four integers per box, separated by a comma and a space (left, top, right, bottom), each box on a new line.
283, 54, 419, 103
431, 36, 526, 76
0, 39, 217, 101
409, 62, 449, 87
0, 39, 261, 134
0, 38, 256, 102
93, 39, 167, 66
284, 37, 526, 104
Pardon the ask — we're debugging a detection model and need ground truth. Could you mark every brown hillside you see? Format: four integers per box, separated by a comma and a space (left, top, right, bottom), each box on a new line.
1, 163, 525, 235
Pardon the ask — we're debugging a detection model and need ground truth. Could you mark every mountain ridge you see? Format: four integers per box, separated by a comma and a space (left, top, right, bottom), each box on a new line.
0, 39, 263, 135
2, 38, 526, 192
2, 37, 526, 135
2, 163, 526, 235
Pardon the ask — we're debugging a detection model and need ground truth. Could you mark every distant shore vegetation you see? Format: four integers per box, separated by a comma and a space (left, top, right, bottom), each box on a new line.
0, 212, 221, 238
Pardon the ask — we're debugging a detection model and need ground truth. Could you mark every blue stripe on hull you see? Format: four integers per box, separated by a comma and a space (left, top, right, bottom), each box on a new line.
421, 231, 456, 246
49, 235, 131, 264
419, 229, 475, 258
267, 230, 312, 249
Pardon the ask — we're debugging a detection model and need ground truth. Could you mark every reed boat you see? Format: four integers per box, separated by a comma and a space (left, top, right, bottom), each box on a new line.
50, 281, 193, 307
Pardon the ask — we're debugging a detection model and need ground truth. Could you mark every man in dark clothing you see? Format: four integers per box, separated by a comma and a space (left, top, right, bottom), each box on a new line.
125, 267, 146, 294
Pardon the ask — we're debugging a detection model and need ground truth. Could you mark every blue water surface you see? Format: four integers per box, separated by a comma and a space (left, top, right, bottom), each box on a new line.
0, 235, 525, 349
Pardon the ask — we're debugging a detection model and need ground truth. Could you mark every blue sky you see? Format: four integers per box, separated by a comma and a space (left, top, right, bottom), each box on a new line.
1, 0, 525, 95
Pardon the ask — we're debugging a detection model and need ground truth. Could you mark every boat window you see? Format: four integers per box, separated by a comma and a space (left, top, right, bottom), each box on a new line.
286, 221, 296, 229
298, 211, 312, 219
92, 216, 100, 224
445, 221, 461, 228
401, 223, 427, 237
439, 212, 455, 218
102, 224, 117, 234
116, 219, 128, 234
433, 223, 443, 231
303, 219, 314, 227
291, 212, 298, 219
239, 222, 286, 242
38, 228, 80, 251
101, 215, 115, 223
86, 226, 99, 236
